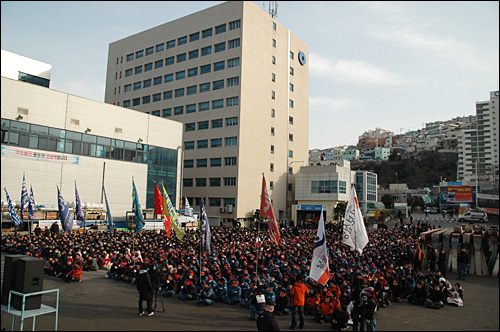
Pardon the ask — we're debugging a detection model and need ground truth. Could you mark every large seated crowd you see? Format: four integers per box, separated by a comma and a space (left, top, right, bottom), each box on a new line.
1, 221, 464, 329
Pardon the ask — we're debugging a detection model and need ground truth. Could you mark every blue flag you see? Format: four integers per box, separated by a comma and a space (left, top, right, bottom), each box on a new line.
20, 174, 28, 225
4, 188, 21, 227
200, 198, 211, 255
28, 185, 35, 221
132, 179, 145, 233
74, 181, 85, 227
57, 186, 73, 234
103, 186, 113, 232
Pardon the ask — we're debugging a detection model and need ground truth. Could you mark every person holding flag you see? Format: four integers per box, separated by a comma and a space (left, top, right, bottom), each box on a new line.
342, 185, 369, 254
154, 182, 170, 238
200, 197, 211, 255
75, 181, 85, 228
103, 186, 113, 232
57, 186, 73, 234
309, 209, 330, 286
260, 175, 280, 245
4, 188, 22, 227
132, 179, 145, 233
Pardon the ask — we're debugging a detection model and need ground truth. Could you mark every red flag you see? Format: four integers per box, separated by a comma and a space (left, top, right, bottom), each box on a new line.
154, 182, 171, 238
260, 175, 280, 245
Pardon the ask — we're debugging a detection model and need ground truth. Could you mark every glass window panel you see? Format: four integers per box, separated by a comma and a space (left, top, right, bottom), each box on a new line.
38, 136, 48, 150
29, 134, 38, 149
11, 121, 30, 133
30, 124, 48, 135
202, 28, 212, 38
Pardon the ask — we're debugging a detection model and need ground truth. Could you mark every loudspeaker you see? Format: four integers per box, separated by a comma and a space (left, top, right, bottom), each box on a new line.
1, 254, 27, 305
12, 256, 44, 310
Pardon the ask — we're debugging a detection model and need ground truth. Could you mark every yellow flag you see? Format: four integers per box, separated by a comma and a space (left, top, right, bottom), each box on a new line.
162, 183, 185, 241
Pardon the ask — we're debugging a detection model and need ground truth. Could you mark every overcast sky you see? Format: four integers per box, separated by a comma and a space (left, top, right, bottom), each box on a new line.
1, 1, 498, 149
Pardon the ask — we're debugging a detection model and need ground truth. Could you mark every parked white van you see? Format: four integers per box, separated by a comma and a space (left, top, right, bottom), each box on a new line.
458, 210, 488, 223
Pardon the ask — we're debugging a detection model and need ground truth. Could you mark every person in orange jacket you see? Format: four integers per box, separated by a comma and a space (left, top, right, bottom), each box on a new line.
315, 295, 335, 324
290, 275, 309, 330
305, 287, 319, 316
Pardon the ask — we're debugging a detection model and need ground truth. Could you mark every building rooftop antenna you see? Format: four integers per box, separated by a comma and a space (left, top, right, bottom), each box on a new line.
269, 1, 278, 18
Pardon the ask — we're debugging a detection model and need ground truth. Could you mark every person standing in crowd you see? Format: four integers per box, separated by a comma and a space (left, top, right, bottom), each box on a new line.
50, 221, 59, 236
414, 243, 423, 272
437, 250, 447, 278
257, 299, 280, 331
363, 287, 378, 331
457, 247, 469, 280
250, 286, 266, 321
290, 274, 309, 330
136, 264, 154, 316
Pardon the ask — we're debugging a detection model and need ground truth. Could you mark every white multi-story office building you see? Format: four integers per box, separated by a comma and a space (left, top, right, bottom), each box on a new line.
1, 77, 183, 223
104, 1, 309, 223
457, 91, 499, 190
294, 164, 378, 222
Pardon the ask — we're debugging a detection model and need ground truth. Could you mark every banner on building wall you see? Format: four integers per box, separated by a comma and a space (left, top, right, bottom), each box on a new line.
1, 146, 79, 164
446, 186, 473, 203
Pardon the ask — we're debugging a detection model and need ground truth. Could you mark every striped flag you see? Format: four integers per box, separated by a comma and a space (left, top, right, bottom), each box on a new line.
162, 183, 185, 241
309, 210, 330, 286
57, 186, 73, 234
200, 197, 211, 255
260, 175, 280, 245
75, 181, 85, 227
342, 185, 369, 254
132, 179, 145, 233
103, 186, 113, 232
4, 188, 21, 227
28, 185, 35, 221
20, 173, 28, 224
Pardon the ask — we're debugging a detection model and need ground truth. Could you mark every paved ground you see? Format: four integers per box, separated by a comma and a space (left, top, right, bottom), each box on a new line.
1, 253, 498, 331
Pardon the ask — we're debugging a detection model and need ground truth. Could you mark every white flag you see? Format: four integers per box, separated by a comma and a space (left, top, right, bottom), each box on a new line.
342, 186, 369, 254
309, 210, 329, 286
184, 197, 194, 217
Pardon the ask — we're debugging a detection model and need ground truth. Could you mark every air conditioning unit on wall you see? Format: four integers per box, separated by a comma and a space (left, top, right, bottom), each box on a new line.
219, 207, 226, 213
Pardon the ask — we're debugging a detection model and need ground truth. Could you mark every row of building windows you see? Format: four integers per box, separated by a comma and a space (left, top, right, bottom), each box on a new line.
310, 180, 348, 194
184, 155, 238, 168
183, 196, 236, 208
123, 76, 239, 103
125, 75, 239, 95
184, 156, 237, 169
0, 119, 179, 165
183, 177, 236, 188
119, 20, 241, 64
124, 93, 239, 111
119, 40, 241, 80
122, 56, 240, 83
185, 136, 238, 150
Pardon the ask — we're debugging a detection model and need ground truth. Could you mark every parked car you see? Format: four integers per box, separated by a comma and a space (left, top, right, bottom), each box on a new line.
424, 207, 431, 213
430, 207, 439, 214
458, 211, 488, 223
